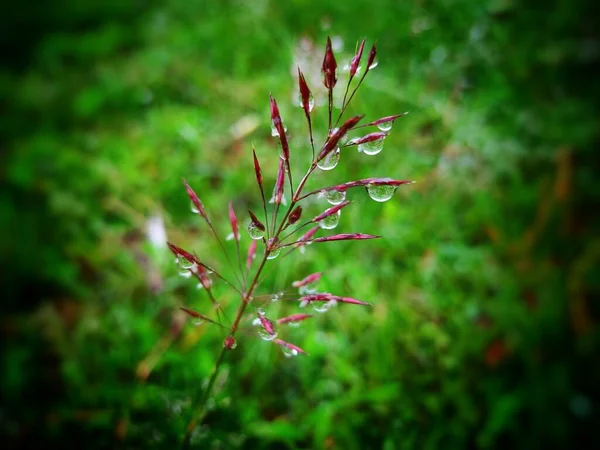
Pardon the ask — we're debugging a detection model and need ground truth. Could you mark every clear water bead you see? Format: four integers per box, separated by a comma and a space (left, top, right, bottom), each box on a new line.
177, 256, 195, 270
317, 147, 340, 171
178, 268, 192, 278
318, 210, 341, 230
248, 222, 265, 240
326, 189, 346, 205
281, 346, 299, 357
298, 283, 318, 295
258, 321, 278, 341
366, 184, 397, 202
312, 299, 337, 313
298, 92, 315, 113
190, 201, 200, 214
377, 121, 393, 132
358, 137, 385, 155
267, 248, 281, 260
271, 123, 287, 137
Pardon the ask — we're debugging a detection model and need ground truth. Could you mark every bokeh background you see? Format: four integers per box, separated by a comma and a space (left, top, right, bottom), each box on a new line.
1, 0, 599, 448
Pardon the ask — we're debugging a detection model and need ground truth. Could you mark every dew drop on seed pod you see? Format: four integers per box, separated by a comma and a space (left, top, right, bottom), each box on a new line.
299, 283, 318, 295
267, 248, 281, 260
177, 256, 196, 270
377, 121, 393, 132
258, 327, 278, 342
248, 222, 265, 240
358, 137, 385, 155
281, 346, 299, 357
369, 60, 379, 70
312, 299, 337, 313
270, 293, 280, 302
190, 201, 200, 214
318, 210, 341, 230
297, 92, 315, 113
178, 269, 192, 278
367, 184, 397, 202
326, 189, 346, 205
192, 319, 204, 327
317, 147, 340, 171
271, 123, 287, 137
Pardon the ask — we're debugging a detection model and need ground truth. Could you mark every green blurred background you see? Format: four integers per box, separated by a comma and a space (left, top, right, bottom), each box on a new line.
1, 0, 599, 448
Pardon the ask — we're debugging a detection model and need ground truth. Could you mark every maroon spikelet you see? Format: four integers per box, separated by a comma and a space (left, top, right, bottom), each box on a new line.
273, 339, 308, 356
270, 96, 290, 162
321, 36, 338, 89
228, 202, 240, 241
184, 179, 209, 223
311, 201, 351, 223
297, 68, 312, 117
349, 38, 366, 78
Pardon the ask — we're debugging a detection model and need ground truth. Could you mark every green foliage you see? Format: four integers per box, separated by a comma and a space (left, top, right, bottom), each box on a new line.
2, 0, 598, 448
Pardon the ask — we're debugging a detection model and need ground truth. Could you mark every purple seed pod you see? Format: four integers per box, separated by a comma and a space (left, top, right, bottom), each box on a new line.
300, 293, 371, 306
276, 313, 313, 325
248, 209, 265, 232
246, 240, 257, 270
318, 115, 363, 160
288, 205, 303, 225
228, 202, 240, 241
321, 36, 337, 89
349, 38, 366, 78
184, 179, 210, 223
292, 272, 322, 288
270, 158, 285, 205
270, 95, 290, 162
252, 147, 263, 191
311, 201, 351, 223
312, 233, 381, 243
297, 68, 313, 117
273, 339, 308, 356
346, 132, 388, 146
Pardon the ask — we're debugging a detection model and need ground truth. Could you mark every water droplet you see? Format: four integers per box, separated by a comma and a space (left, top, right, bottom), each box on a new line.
177, 256, 195, 270
281, 346, 299, 357
178, 269, 192, 278
271, 123, 287, 137
270, 293, 280, 302
377, 121, 393, 132
190, 201, 200, 214
312, 299, 337, 313
317, 147, 340, 171
358, 137, 385, 155
192, 319, 204, 327
299, 283, 318, 295
259, 329, 278, 341
267, 248, 281, 260
366, 184, 397, 202
298, 92, 315, 113
248, 223, 265, 240
369, 60, 379, 70
318, 210, 341, 230
325, 189, 346, 205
